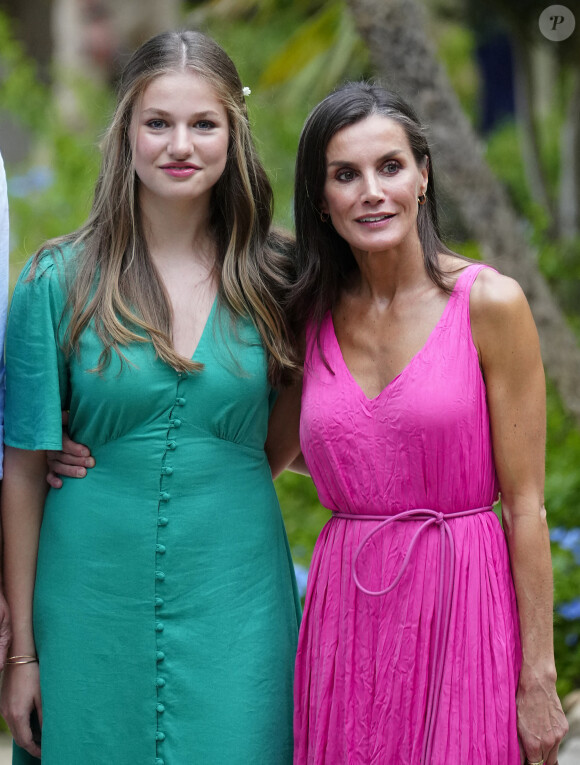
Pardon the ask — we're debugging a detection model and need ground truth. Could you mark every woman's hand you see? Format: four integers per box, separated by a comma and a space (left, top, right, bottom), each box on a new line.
0, 662, 42, 758
517, 667, 568, 765
46, 411, 94, 489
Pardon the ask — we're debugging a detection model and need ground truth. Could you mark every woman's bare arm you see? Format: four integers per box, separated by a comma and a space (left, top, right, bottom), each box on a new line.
0, 446, 47, 757
265, 379, 304, 480
471, 269, 568, 765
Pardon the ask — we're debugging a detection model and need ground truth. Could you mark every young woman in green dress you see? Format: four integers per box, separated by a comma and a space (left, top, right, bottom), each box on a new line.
0, 30, 301, 765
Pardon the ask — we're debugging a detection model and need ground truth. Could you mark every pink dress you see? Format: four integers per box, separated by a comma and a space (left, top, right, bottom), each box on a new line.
294, 264, 522, 764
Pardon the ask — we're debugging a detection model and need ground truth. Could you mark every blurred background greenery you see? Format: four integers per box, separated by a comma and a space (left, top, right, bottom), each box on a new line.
1, 0, 579, 701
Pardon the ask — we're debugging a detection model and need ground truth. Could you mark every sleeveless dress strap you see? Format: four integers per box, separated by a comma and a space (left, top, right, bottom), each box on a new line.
455, 262, 496, 293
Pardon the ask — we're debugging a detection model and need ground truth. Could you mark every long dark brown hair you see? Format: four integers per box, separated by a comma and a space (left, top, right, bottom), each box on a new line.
35, 30, 298, 385
291, 81, 457, 334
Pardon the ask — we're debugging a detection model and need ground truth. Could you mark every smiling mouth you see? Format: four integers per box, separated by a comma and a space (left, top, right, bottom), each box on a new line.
160, 164, 201, 179
161, 164, 201, 171
356, 214, 394, 223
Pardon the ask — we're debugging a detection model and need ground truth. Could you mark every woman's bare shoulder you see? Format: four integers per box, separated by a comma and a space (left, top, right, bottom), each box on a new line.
469, 266, 528, 322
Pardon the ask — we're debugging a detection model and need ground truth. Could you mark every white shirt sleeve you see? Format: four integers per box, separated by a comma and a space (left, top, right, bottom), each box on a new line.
0, 152, 9, 478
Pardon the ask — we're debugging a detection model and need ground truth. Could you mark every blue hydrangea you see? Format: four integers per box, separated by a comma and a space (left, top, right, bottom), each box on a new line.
550, 526, 580, 564
558, 598, 580, 621
8, 166, 53, 198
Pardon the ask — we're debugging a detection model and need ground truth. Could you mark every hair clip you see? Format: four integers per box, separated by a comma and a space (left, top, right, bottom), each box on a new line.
242, 86, 251, 97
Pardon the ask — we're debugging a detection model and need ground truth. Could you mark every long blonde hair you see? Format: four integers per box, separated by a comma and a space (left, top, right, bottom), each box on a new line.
37, 30, 298, 385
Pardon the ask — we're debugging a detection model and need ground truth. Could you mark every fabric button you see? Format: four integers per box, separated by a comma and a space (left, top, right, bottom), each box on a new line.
156, 703, 165, 714
155, 677, 166, 687
155, 597, 164, 608
158, 517, 169, 527
156, 651, 165, 662
156, 732, 166, 741
166, 441, 176, 450
175, 397, 186, 406
169, 418, 181, 428
156, 544, 166, 554
159, 491, 170, 502
156, 622, 164, 632
155, 571, 165, 581
156, 759, 165, 765
161, 466, 173, 476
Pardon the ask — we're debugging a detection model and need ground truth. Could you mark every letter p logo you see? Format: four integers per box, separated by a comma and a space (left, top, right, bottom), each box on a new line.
539, 5, 576, 40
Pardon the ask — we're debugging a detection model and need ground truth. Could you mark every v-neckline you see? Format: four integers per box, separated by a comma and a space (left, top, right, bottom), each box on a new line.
329, 274, 463, 402
185, 292, 218, 361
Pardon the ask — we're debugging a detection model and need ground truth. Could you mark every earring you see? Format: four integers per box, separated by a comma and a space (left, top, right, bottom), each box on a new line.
418, 194, 427, 206
320, 211, 329, 223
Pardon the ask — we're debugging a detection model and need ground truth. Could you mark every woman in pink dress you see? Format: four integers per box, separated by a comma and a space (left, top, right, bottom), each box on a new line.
268, 83, 567, 764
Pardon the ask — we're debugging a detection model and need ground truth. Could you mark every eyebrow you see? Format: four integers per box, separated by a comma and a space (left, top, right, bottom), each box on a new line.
141, 107, 222, 119
327, 150, 405, 168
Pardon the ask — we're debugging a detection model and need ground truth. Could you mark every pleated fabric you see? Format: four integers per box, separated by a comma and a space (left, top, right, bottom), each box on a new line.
294, 264, 521, 764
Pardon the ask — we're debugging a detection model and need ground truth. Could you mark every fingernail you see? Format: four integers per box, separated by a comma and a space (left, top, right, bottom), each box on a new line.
78, 468, 87, 478
86, 458, 95, 468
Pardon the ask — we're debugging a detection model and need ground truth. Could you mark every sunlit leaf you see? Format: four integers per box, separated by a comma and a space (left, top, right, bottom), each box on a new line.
259, 1, 343, 88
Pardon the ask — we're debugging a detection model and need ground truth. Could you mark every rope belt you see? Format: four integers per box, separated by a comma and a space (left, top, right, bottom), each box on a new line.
332, 505, 494, 765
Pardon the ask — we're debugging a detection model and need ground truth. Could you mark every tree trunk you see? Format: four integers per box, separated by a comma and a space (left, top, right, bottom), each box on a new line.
512, 33, 554, 220
558, 69, 580, 239
347, 0, 580, 425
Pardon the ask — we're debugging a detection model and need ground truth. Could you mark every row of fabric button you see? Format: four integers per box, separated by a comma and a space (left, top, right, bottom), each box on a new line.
154, 375, 187, 764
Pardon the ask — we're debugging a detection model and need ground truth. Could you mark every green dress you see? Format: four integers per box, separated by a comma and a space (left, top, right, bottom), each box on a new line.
4, 247, 301, 765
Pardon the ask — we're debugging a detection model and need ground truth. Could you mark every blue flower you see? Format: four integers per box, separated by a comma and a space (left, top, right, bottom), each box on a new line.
550, 527, 568, 544
550, 526, 580, 564
293, 562, 309, 598
558, 598, 580, 621
8, 166, 54, 198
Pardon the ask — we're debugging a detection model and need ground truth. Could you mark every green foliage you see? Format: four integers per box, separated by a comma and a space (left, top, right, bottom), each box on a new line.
275, 472, 329, 568
546, 385, 580, 524
544, 382, 580, 694
259, 2, 343, 88
552, 560, 580, 697
484, 120, 535, 215
0, 13, 50, 133
8, 131, 100, 269
257, 0, 368, 109
484, 118, 580, 335
447, 239, 482, 261
434, 21, 479, 122
0, 12, 109, 276
538, 237, 580, 336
